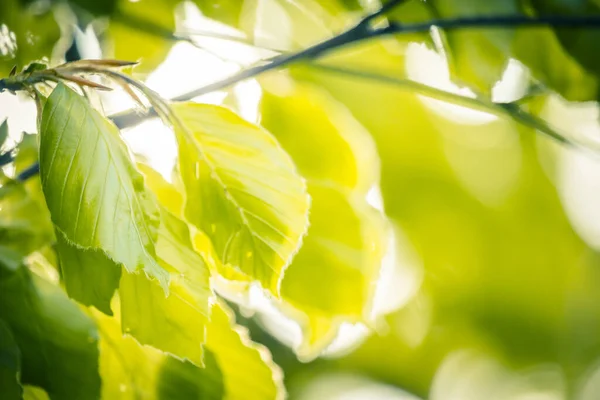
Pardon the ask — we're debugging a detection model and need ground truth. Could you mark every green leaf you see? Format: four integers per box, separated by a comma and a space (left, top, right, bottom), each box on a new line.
530, 0, 600, 99
0, 0, 60, 77
282, 184, 388, 357
39, 83, 168, 288
172, 102, 310, 295
138, 162, 183, 216
260, 80, 388, 357
55, 230, 121, 316
119, 208, 212, 365
260, 78, 379, 193
0, 247, 101, 400
0, 182, 53, 256
430, 0, 519, 95
157, 350, 224, 400
191, 0, 244, 28
512, 26, 598, 101
119, 270, 207, 366
206, 302, 285, 400
108, 0, 177, 72
0, 319, 22, 400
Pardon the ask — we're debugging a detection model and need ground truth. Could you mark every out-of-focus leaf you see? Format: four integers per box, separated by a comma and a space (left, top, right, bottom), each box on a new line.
283, 184, 388, 357
292, 40, 600, 397
39, 83, 168, 288
260, 78, 378, 193
513, 27, 598, 101
260, 79, 388, 356
530, 0, 600, 98
14, 133, 37, 175
0, 182, 53, 256
11, 133, 55, 251
206, 301, 285, 400
0, 247, 101, 400
0, 0, 60, 77
0, 319, 22, 400
55, 230, 121, 316
172, 102, 310, 295
70, 0, 118, 16
192, 0, 244, 28
157, 350, 224, 400
108, 0, 177, 72
430, 0, 519, 95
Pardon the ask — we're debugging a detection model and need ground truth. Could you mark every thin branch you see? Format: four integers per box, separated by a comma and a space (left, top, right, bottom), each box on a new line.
310, 64, 597, 154
111, 11, 600, 129
375, 14, 600, 37
14, 3, 600, 180
111, 0, 408, 128
16, 162, 40, 182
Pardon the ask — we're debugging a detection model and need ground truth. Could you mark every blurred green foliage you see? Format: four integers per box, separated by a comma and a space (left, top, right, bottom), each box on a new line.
2, 0, 600, 399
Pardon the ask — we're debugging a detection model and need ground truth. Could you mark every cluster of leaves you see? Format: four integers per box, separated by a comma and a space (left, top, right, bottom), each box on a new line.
2, 0, 600, 399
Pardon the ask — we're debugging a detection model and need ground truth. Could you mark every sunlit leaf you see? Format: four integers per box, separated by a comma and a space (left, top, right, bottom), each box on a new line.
55, 230, 121, 316
119, 207, 212, 365
0, 247, 101, 400
119, 270, 207, 366
39, 83, 168, 288
260, 77, 379, 193
138, 162, 183, 216
172, 102, 310, 295
92, 306, 193, 400
0, 319, 22, 400
282, 184, 388, 357
206, 301, 285, 400
260, 78, 388, 356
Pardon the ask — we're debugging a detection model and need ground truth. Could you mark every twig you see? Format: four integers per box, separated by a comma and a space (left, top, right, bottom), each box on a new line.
13, 2, 600, 181
310, 64, 590, 152
111, 11, 600, 128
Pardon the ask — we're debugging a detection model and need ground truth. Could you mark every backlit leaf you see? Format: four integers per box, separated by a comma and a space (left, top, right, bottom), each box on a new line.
172, 102, 310, 295
119, 207, 212, 365
206, 301, 285, 400
39, 83, 168, 288
119, 270, 207, 366
260, 79, 388, 356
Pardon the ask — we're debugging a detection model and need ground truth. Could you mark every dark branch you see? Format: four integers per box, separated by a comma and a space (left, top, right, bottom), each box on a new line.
14, 6, 600, 181
16, 162, 40, 182
112, 12, 600, 129
375, 14, 600, 36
